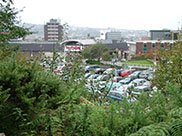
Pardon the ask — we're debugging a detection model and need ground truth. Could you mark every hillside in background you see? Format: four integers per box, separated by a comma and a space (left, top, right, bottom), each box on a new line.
24, 23, 148, 41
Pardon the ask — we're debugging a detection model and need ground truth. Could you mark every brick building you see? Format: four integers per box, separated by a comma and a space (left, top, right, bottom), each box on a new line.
135, 40, 174, 55
44, 19, 63, 42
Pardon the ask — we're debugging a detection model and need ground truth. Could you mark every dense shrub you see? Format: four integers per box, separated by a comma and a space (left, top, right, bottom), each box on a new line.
1, 44, 182, 136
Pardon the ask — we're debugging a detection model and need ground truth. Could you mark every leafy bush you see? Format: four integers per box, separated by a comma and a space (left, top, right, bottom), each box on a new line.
86, 60, 103, 65
0, 54, 85, 135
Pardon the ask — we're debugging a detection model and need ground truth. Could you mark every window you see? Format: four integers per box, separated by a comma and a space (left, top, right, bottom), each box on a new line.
152, 43, 155, 50
143, 43, 147, 53
160, 43, 164, 49
170, 43, 173, 49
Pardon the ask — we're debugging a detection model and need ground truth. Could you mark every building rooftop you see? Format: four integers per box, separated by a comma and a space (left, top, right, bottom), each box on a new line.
61, 39, 96, 45
136, 40, 175, 43
150, 30, 171, 32
105, 42, 128, 51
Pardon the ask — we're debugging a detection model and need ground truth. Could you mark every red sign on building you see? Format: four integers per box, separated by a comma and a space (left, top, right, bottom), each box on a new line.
65, 46, 82, 52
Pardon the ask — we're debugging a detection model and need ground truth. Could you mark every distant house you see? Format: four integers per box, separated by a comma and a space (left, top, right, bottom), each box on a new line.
105, 42, 128, 52
104, 42, 129, 60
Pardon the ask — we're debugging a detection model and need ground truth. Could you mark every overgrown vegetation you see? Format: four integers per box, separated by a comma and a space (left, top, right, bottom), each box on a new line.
153, 41, 182, 92
1, 43, 182, 136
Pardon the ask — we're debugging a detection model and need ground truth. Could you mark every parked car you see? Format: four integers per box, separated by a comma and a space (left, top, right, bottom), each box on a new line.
87, 74, 100, 82
131, 86, 152, 96
119, 77, 133, 85
114, 69, 124, 76
148, 73, 153, 81
107, 90, 127, 101
95, 75, 110, 81
127, 78, 148, 88
107, 90, 135, 102
85, 65, 100, 72
103, 68, 115, 75
128, 71, 142, 79
139, 70, 153, 79
113, 85, 130, 93
106, 82, 122, 92
142, 80, 153, 88
113, 76, 124, 82
120, 70, 133, 77
85, 73, 92, 79
95, 68, 106, 74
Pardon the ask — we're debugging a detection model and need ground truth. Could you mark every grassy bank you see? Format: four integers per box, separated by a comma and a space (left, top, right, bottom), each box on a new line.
122, 60, 154, 65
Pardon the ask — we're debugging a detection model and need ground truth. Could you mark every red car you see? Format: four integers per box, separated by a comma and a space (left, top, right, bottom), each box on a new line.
120, 70, 133, 77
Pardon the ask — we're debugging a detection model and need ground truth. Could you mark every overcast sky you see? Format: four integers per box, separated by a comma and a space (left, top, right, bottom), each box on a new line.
14, 0, 182, 30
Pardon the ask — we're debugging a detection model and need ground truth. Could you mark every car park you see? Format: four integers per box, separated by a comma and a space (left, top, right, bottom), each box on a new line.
120, 70, 133, 77
142, 80, 153, 88
107, 90, 135, 102
113, 76, 124, 82
113, 85, 130, 93
138, 72, 149, 79
87, 74, 100, 82
107, 91, 127, 101
127, 78, 148, 88
106, 82, 122, 91
119, 77, 133, 85
128, 71, 142, 79
114, 69, 124, 76
95, 75, 110, 81
131, 86, 152, 96
85, 65, 100, 72
95, 68, 106, 74
148, 73, 153, 81
139, 70, 154, 80
85, 73, 92, 79
103, 68, 115, 75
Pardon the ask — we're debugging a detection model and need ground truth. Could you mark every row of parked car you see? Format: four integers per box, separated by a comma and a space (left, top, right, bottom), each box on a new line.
84, 65, 155, 102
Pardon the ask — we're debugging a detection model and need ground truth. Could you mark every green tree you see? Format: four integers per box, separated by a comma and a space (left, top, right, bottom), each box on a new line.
81, 47, 91, 60
153, 41, 182, 92
59, 22, 69, 42
102, 51, 112, 61
0, 0, 31, 59
0, 0, 30, 44
90, 43, 109, 61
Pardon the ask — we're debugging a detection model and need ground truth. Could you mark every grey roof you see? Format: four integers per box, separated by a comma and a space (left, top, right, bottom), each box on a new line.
61, 39, 96, 45
8, 41, 63, 52
8, 41, 129, 52
150, 30, 171, 32
105, 42, 129, 51
136, 40, 175, 44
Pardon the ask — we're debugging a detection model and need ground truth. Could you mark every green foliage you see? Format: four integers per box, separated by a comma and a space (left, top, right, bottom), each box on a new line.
122, 60, 154, 65
131, 52, 154, 60
102, 51, 112, 61
0, 0, 31, 43
0, 0, 31, 61
2, 54, 182, 136
81, 47, 91, 60
85, 59, 103, 65
153, 41, 182, 92
82, 43, 109, 61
